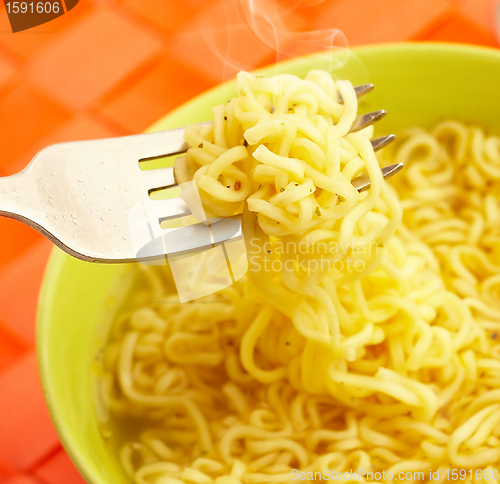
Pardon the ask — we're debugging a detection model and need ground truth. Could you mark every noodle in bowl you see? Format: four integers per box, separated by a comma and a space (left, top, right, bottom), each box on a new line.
37, 43, 500, 484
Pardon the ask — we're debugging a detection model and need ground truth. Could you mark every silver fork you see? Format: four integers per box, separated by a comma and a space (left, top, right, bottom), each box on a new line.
0, 85, 401, 263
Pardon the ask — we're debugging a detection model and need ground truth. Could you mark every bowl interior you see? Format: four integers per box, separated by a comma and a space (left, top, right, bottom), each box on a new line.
37, 43, 500, 484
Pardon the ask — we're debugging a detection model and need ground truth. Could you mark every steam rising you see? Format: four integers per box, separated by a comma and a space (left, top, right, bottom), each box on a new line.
241, 0, 348, 65
192, 0, 368, 82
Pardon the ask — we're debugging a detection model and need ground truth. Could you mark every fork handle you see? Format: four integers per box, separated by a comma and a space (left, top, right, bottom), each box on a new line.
0, 173, 27, 219
0, 171, 47, 233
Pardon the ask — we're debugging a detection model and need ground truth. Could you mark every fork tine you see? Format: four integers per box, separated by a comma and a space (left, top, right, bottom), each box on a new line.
152, 159, 403, 255
138, 217, 243, 259
141, 95, 392, 200
338, 84, 374, 104
381, 162, 404, 178
136, 84, 375, 161
141, 135, 396, 196
136, 197, 187, 225
152, 165, 404, 259
155, 198, 191, 222
126, 127, 190, 161
350, 109, 387, 133
352, 162, 403, 193
371, 134, 396, 152
155, 160, 402, 230
138, 167, 177, 194
140, 83, 374, 159
354, 83, 374, 98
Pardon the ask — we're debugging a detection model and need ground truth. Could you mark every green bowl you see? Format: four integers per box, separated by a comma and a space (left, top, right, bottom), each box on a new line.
37, 42, 500, 484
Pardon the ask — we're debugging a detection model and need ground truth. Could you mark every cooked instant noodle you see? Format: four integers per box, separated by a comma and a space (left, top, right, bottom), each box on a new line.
99, 71, 500, 484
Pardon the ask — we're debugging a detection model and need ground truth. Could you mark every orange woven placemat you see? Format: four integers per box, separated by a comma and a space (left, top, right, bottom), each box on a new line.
0, 0, 497, 482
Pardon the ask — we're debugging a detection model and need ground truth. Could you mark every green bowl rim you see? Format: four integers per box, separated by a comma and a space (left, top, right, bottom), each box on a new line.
36, 41, 500, 484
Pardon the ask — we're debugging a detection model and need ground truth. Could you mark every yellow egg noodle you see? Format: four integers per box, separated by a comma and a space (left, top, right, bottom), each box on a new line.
99, 71, 500, 484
